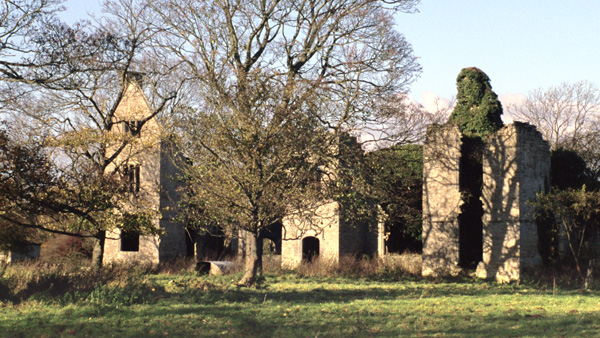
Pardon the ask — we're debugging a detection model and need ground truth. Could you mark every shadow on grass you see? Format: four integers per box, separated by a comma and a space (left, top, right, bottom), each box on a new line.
1, 273, 600, 338
19, 294, 594, 338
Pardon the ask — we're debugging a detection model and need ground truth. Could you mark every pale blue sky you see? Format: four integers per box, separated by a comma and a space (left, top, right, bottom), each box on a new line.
64, 0, 600, 106
396, 1, 600, 104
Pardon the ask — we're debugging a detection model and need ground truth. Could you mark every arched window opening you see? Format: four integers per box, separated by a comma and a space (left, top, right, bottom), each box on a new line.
302, 237, 320, 262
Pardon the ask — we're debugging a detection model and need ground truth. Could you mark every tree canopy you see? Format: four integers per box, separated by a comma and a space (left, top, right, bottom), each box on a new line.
367, 144, 423, 253
149, 0, 422, 285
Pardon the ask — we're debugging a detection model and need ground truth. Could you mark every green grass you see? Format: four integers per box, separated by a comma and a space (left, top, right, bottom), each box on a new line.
1, 269, 600, 338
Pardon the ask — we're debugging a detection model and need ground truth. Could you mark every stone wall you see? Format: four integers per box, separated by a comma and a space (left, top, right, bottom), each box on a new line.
281, 201, 342, 268
157, 141, 187, 261
281, 201, 377, 268
103, 230, 161, 264
476, 122, 550, 282
422, 124, 463, 277
281, 134, 378, 268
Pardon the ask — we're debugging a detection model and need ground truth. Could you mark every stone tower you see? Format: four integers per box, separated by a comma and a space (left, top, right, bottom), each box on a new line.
422, 122, 550, 281
421, 124, 463, 277
103, 74, 187, 265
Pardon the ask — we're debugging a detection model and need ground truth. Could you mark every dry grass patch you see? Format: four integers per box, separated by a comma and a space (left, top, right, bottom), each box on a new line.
293, 252, 422, 277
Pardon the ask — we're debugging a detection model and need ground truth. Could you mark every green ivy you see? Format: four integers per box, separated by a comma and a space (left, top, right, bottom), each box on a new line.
448, 67, 503, 139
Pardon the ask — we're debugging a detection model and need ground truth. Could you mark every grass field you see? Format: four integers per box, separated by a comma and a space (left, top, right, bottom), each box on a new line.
0, 257, 599, 338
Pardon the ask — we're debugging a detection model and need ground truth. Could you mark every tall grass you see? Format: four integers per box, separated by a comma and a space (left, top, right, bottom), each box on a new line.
0, 252, 596, 307
293, 252, 422, 277
0, 260, 157, 304
1, 260, 599, 338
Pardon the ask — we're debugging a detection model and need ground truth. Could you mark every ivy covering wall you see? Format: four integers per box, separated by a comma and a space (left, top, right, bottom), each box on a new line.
448, 67, 504, 140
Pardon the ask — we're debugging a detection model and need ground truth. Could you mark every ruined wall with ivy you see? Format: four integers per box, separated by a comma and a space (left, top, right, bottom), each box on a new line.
422, 122, 550, 281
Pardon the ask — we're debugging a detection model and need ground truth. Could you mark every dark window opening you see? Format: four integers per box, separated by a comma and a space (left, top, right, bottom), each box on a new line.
124, 120, 142, 137
260, 221, 282, 255
384, 222, 422, 254
302, 237, 320, 262
458, 137, 484, 268
121, 230, 140, 252
122, 164, 140, 193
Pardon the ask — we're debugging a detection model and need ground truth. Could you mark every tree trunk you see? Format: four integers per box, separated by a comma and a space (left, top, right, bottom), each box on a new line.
256, 232, 264, 275
238, 231, 261, 287
92, 230, 106, 269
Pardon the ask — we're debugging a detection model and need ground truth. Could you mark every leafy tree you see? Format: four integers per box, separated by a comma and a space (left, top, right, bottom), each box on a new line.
0, 126, 161, 262
536, 150, 599, 271
448, 67, 503, 140
534, 187, 600, 281
367, 144, 422, 253
150, 0, 421, 286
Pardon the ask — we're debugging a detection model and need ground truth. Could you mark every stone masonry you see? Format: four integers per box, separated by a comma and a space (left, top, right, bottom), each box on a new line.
422, 124, 463, 277
422, 122, 550, 282
282, 200, 377, 268
103, 74, 186, 265
476, 122, 550, 282
281, 135, 377, 268
282, 201, 341, 268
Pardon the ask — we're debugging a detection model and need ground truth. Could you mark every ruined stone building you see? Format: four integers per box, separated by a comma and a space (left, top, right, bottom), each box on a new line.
281, 135, 379, 268
103, 74, 188, 265
422, 122, 550, 282
101, 70, 552, 278
281, 199, 380, 268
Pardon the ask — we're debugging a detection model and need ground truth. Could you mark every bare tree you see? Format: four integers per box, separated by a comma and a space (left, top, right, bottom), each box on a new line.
360, 93, 452, 150
0, 0, 62, 81
0, 0, 179, 267
149, 0, 421, 286
507, 81, 600, 150
507, 81, 600, 178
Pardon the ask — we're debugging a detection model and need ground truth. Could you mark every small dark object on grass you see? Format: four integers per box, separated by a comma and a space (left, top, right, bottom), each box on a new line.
196, 261, 236, 276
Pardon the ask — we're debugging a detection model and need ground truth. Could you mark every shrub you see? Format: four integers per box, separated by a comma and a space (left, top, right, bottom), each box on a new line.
534, 186, 600, 280
40, 234, 94, 267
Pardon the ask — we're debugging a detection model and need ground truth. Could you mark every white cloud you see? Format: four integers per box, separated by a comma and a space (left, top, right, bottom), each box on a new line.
498, 92, 526, 124
419, 91, 453, 113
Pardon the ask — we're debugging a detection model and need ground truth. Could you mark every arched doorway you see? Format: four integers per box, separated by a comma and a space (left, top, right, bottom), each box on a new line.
302, 237, 320, 262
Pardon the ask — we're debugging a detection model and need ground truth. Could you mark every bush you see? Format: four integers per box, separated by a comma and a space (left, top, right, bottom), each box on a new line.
534, 187, 600, 280
40, 234, 94, 267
